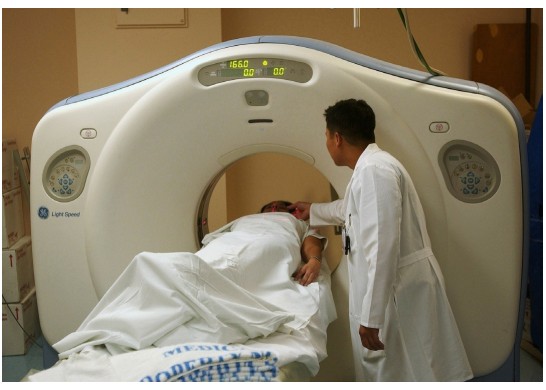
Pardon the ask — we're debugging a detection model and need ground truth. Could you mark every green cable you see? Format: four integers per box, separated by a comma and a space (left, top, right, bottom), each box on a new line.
397, 9, 446, 77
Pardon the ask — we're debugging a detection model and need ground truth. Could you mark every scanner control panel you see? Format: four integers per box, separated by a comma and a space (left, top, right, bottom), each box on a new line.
439, 140, 501, 203
42, 146, 90, 202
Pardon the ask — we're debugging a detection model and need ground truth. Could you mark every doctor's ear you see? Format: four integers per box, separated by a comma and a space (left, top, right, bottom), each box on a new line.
334, 132, 343, 146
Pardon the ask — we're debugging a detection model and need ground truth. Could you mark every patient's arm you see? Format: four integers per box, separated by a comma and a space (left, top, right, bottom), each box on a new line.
292, 235, 323, 286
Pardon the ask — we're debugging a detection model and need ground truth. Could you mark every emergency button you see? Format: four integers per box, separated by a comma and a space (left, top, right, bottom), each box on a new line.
80, 128, 97, 139
429, 122, 450, 133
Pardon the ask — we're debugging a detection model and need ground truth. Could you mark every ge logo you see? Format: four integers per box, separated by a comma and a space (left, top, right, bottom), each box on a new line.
38, 206, 49, 220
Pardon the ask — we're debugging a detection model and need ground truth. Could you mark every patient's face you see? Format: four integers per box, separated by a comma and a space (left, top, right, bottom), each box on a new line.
261, 201, 290, 213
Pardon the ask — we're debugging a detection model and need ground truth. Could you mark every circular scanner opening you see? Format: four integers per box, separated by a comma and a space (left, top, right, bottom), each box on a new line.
198, 152, 343, 272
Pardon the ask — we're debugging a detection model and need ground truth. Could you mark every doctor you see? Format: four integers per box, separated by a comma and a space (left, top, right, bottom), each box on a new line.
290, 99, 473, 381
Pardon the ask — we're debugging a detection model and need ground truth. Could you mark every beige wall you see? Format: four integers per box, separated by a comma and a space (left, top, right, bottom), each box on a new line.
75, 9, 222, 92
2, 8, 79, 153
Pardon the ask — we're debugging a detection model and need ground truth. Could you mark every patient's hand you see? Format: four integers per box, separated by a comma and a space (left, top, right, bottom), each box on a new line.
292, 257, 321, 286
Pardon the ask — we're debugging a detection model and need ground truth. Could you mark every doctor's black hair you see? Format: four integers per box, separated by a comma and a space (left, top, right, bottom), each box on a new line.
324, 99, 375, 144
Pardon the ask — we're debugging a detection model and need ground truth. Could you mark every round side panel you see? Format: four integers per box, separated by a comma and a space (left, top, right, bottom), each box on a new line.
42, 146, 90, 202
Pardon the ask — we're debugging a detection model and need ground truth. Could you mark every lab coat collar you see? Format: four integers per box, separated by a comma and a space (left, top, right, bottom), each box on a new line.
354, 143, 381, 171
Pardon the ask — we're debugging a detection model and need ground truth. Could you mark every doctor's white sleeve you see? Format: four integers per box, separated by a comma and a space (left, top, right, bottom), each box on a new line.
310, 199, 345, 227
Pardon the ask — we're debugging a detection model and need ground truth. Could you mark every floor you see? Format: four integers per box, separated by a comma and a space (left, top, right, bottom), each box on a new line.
2, 335, 45, 382
2, 335, 543, 382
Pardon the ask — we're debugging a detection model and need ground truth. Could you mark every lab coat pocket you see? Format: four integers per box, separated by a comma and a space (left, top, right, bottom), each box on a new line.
361, 346, 386, 360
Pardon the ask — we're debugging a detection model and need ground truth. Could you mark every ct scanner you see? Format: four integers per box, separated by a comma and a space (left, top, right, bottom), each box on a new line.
30, 36, 528, 381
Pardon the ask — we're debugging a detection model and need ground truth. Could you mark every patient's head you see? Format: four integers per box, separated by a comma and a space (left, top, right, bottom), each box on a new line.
260, 200, 291, 213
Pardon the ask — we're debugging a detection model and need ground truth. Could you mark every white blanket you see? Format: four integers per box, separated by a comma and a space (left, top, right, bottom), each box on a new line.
30, 213, 336, 381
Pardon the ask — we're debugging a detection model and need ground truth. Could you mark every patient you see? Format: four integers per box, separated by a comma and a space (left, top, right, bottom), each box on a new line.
50, 201, 331, 361
260, 200, 324, 286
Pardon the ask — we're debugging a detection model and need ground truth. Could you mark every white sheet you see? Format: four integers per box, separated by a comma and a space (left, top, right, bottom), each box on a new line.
30, 213, 336, 381
31, 343, 280, 382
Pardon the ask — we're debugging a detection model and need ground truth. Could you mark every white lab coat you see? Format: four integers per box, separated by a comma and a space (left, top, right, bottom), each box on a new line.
311, 143, 473, 381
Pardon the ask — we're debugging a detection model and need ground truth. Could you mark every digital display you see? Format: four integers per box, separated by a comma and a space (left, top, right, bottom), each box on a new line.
198, 58, 312, 86
219, 67, 286, 78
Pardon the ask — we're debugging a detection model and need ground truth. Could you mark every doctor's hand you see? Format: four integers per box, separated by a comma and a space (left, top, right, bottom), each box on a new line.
359, 325, 384, 351
292, 257, 321, 286
288, 201, 311, 221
